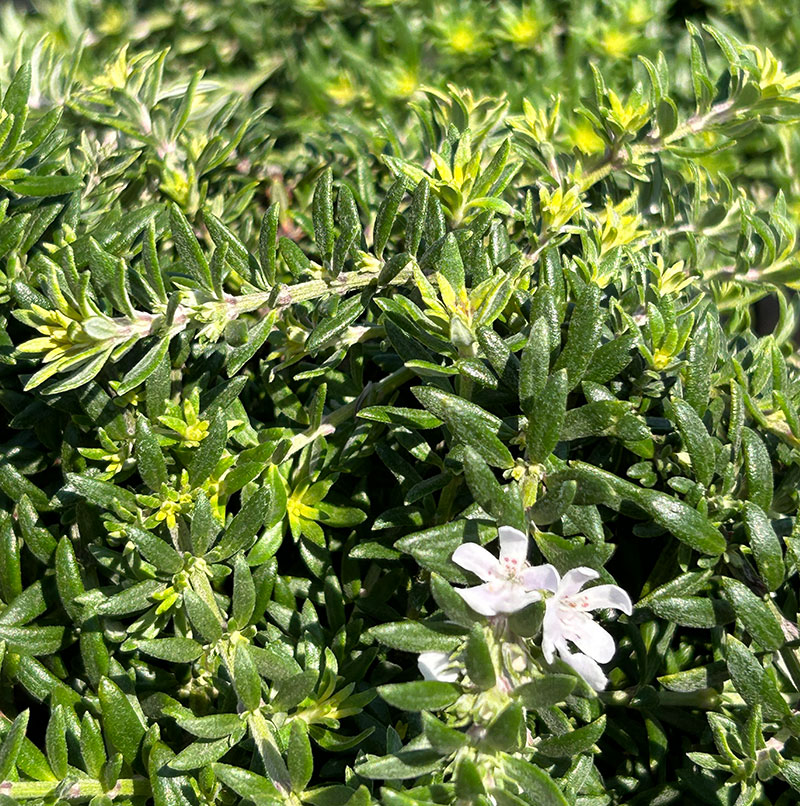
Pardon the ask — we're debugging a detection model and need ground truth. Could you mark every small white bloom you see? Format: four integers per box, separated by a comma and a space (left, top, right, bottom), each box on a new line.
541, 567, 632, 691
451, 526, 558, 616
418, 651, 459, 682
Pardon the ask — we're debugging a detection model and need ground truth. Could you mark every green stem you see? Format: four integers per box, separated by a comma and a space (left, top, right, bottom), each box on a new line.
249, 261, 412, 311
578, 98, 737, 193
599, 687, 720, 709
1, 778, 150, 800
281, 366, 414, 463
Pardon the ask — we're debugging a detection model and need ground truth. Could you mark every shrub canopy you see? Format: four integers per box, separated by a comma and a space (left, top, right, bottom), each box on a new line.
2, 2, 800, 805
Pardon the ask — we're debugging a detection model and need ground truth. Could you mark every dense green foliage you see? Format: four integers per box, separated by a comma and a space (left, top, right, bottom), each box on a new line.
3, 1, 800, 804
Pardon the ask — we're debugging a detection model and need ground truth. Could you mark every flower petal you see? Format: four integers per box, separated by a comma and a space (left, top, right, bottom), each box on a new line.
492, 586, 542, 614
564, 616, 616, 663
418, 651, 458, 682
559, 567, 600, 597
498, 526, 528, 565
541, 599, 563, 664
581, 584, 633, 615
452, 543, 499, 581
521, 563, 559, 592
486, 581, 540, 614
456, 581, 538, 616
455, 582, 502, 616
558, 647, 608, 691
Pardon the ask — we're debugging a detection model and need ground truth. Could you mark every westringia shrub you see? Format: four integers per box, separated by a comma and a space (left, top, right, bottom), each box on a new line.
3, 6, 800, 806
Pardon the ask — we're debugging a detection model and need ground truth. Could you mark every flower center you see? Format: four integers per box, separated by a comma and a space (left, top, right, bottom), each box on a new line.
559, 594, 592, 622
498, 556, 523, 582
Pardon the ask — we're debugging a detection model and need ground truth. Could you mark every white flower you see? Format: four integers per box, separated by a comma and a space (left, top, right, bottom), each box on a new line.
451, 526, 558, 616
541, 567, 632, 691
418, 651, 459, 682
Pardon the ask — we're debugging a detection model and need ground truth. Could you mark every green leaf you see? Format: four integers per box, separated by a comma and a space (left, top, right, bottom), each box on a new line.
670, 398, 715, 487
227, 310, 277, 376
742, 502, 784, 591
500, 756, 568, 806
741, 428, 773, 512
183, 588, 223, 644
170, 203, 212, 289
583, 331, 636, 384
461, 445, 524, 531
288, 720, 313, 793
422, 712, 468, 754
96, 579, 162, 618
271, 670, 317, 711
332, 184, 361, 275
307, 296, 364, 353
233, 643, 262, 711
453, 757, 485, 799
0, 624, 65, 655
395, 519, 496, 582
519, 317, 550, 417
357, 406, 442, 429
658, 662, 728, 693
0, 518, 20, 605
3, 63, 30, 116
0, 580, 47, 626
212, 762, 281, 803
79, 714, 106, 778
188, 410, 227, 487
0, 710, 28, 781
169, 736, 233, 771
259, 203, 280, 285
128, 524, 182, 574
552, 282, 602, 390
16, 495, 56, 563
530, 284, 561, 351
190, 491, 221, 557
465, 624, 495, 690
721, 578, 784, 651
632, 487, 726, 555
366, 620, 464, 653
175, 712, 242, 739
232, 554, 256, 629
527, 369, 568, 463
406, 179, 430, 256
279, 236, 311, 277
3, 174, 83, 196
210, 486, 275, 561
725, 634, 789, 720
562, 461, 727, 555
145, 350, 171, 419
116, 335, 171, 397
98, 677, 146, 766
515, 675, 576, 709
413, 386, 513, 468
0, 463, 50, 512
647, 596, 734, 628
560, 400, 633, 441
45, 707, 67, 780
429, 572, 480, 628
56, 536, 85, 621
374, 177, 405, 258
684, 314, 714, 414
355, 749, 443, 780
135, 637, 203, 663
782, 760, 800, 793
313, 167, 335, 261
135, 416, 168, 491
484, 702, 525, 752
437, 233, 466, 292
